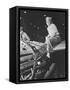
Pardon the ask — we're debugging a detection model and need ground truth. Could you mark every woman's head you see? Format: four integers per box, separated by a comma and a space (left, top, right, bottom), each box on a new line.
20, 26, 23, 32
46, 17, 52, 26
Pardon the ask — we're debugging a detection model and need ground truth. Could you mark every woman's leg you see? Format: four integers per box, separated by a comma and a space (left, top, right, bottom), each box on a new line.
45, 37, 53, 58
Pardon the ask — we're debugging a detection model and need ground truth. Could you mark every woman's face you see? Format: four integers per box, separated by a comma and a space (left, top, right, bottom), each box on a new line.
20, 26, 23, 31
46, 18, 51, 26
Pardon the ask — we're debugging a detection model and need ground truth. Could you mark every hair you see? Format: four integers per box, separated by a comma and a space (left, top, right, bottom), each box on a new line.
46, 17, 52, 22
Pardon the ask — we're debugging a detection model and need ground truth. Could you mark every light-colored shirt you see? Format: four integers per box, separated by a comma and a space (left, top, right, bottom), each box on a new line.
47, 23, 59, 37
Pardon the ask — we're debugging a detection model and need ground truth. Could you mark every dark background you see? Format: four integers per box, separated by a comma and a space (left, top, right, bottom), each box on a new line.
20, 10, 65, 42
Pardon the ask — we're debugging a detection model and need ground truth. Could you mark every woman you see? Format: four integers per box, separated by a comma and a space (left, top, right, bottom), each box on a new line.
45, 17, 61, 58
20, 26, 30, 43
